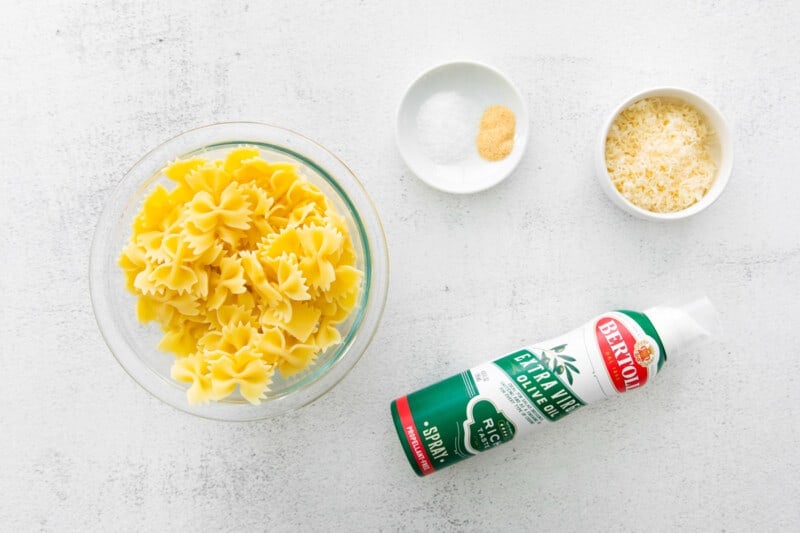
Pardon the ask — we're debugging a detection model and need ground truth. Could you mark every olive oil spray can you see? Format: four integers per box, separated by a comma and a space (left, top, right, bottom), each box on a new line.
390, 297, 719, 476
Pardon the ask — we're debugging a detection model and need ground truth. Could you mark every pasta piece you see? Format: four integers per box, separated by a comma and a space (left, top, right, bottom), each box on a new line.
198, 329, 224, 352
313, 294, 339, 318
326, 264, 362, 303
240, 184, 277, 248
136, 231, 168, 263
297, 224, 344, 291
331, 289, 359, 322
282, 301, 321, 342
164, 157, 206, 188
262, 227, 303, 258
171, 355, 214, 405
233, 157, 272, 186
161, 291, 201, 317
264, 254, 311, 302
315, 319, 342, 352
148, 232, 198, 293
267, 165, 298, 198
223, 147, 261, 174
286, 202, 320, 229
191, 266, 210, 300
205, 256, 247, 310
135, 295, 160, 323
184, 164, 230, 199
258, 328, 318, 376
257, 298, 293, 328
132, 184, 174, 234
187, 183, 252, 233
210, 352, 273, 404
240, 251, 282, 307
119, 242, 147, 292
216, 323, 260, 354
168, 183, 194, 207
150, 260, 198, 294
235, 291, 257, 313
158, 321, 202, 356
132, 263, 160, 295
211, 304, 254, 330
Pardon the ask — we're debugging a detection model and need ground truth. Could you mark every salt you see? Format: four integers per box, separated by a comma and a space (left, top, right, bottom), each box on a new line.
415, 91, 476, 164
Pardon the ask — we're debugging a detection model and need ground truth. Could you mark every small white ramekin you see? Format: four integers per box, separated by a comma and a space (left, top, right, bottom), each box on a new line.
396, 61, 529, 194
595, 87, 733, 220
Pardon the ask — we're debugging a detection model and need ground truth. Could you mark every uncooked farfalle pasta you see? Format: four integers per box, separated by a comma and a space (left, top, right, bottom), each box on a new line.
118, 147, 362, 405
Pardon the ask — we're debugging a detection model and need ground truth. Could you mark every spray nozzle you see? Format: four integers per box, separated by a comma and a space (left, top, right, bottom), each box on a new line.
645, 295, 721, 358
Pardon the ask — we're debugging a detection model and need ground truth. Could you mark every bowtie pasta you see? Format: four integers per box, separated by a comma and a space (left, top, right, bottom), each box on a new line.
119, 147, 362, 405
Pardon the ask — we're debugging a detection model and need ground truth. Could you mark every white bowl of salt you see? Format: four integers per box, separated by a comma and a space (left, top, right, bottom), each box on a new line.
396, 61, 529, 194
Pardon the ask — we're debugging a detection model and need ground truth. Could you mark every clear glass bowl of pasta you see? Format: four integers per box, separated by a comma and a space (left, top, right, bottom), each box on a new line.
90, 122, 389, 421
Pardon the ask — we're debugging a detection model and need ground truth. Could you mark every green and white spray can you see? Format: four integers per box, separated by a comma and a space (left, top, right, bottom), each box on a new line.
390, 297, 719, 476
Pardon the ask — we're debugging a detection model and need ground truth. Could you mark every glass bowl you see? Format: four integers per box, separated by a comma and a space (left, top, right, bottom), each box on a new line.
90, 122, 389, 421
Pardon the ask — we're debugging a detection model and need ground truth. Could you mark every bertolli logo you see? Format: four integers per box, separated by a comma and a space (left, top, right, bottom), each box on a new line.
595, 316, 654, 393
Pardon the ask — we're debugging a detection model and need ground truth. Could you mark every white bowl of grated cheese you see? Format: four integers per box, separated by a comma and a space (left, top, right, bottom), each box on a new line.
596, 87, 732, 220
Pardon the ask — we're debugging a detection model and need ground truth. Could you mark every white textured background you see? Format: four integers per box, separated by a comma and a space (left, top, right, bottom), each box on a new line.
2, 1, 799, 531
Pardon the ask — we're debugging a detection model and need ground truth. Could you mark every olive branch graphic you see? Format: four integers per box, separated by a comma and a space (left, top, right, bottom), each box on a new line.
535, 344, 580, 386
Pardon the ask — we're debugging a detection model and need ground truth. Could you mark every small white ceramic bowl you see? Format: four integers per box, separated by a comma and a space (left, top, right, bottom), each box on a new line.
595, 87, 733, 220
396, 61, 529, 194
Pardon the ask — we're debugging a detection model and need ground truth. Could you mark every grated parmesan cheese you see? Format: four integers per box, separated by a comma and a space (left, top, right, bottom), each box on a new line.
605, 97, 717, 213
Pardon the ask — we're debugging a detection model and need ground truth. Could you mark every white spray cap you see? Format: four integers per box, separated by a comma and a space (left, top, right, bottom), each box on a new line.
644, 295, 721, 359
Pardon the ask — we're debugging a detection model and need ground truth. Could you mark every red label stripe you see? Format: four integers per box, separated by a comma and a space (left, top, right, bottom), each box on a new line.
395, 396, 435, 475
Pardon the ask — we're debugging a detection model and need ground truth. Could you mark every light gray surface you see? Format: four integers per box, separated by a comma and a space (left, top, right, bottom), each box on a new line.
1, 1, 799, 531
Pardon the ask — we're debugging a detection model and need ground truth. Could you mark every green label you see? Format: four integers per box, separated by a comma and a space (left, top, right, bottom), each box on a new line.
465, 399, 516, 452
493, 349, 585, 422
391, 371, 479, 476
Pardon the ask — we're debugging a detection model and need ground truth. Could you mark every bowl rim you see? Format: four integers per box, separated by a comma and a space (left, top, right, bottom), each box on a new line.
395, 60, 530, 194
89, 121, 389, 421
595, 86, 734, 221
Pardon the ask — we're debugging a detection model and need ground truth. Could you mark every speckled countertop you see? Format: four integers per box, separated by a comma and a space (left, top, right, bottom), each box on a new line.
2, 1, 799, 531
